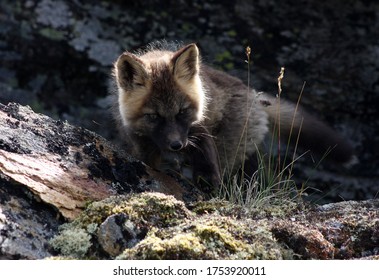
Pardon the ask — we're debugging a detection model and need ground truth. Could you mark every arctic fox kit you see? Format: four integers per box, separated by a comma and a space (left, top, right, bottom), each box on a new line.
112, 42, 355, 190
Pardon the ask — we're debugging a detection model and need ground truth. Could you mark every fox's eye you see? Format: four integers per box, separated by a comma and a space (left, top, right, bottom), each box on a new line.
177, 108, 188, 117
144, 113, 159, 122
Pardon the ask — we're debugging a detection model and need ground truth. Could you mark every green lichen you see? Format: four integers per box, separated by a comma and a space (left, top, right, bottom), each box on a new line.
190, 198, 233, 215
117, 211, 293, 260
117, 230, 207, 260
50, 192, 295, 260
215, 50, 234, 70
192, 216, 292, 260
49, 228, 92, 259
72, 192, 191, 228
194, 224, 250, 258
39, 28, 66, 41
226, 30, 237, 37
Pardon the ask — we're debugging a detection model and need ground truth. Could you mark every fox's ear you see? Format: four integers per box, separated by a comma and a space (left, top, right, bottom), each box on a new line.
115, 52, 148, 90
172, 44, 200, 81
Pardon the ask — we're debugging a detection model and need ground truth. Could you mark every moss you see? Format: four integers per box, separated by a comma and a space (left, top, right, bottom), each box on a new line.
215, 50, 234, 70
120, 192, 192, 226
192, 216, 293, 260
46, 256, 76, 260
118, 211, 293, 260
73, 192, 191, 228
117, 231, 207, 260
50, 192, 296, 260
190, 199, 232, 215
194, 224, 251, 258
50, 193, 193, 259
39, 28, 66, 41
248, 200, 301, 219
49, 228, 91, 259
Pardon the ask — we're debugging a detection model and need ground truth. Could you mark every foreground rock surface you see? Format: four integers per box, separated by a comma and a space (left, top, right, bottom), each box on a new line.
50, 192, 379, 260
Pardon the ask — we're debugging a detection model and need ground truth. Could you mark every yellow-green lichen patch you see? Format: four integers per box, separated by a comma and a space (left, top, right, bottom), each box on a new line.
49, 192, 297, 259
73, 192, 192, 228
194, 223, 252, 259
190, 198, 240, 215
117, 212, 293, 260
49, 227, 92, 259
247, 200, 302, 219
49, 192, 194, 259
117, 230, 207, 260
121, 192, 193, 227
192, 215, 293, 260
191, 196, 301, 220
196, 224, 241, 251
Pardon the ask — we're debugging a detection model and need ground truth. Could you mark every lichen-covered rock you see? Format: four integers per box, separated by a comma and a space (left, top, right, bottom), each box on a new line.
49, 193, 195, 259
0, 103, 197, 259
48, 192, 379, 260
97, 213, 129, 257
0, 182, 61, 259
271, 221, 335, 259
50, 192, 293, 260
72, 192, 193, 229
313, 200, 379, 259
97, 213, 143, 257
117, 216, 291, 260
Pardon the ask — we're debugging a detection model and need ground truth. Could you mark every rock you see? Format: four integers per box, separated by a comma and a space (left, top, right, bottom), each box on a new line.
97, 213, 142, 257
0, 179, 61, 259
50, 192, 379, 260
272, 221, 335, 259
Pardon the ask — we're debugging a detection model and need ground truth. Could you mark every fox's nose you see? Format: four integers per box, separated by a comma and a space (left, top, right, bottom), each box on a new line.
169, 141, 183, 151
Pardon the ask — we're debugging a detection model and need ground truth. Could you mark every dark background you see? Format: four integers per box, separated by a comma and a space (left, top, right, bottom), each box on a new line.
0, 0, 378, 202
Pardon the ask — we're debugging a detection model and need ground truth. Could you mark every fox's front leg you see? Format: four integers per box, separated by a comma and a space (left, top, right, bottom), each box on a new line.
188, 126, 221, 194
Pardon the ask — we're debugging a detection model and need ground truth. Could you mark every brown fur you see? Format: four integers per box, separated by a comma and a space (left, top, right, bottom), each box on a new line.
112, 42, 356, 189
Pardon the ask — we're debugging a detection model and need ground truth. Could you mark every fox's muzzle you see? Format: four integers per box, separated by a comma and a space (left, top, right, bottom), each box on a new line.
169, 140, 184, 151
155, 120, 189, 152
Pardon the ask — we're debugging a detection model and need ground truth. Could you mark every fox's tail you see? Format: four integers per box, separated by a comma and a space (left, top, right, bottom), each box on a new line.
259, 94, 357, 167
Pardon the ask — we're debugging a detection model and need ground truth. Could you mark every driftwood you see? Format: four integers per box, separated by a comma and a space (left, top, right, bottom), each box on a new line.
0, 103, 193, 220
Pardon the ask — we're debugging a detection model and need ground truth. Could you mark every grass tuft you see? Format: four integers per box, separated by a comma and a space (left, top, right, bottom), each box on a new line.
219, 46, 307, 211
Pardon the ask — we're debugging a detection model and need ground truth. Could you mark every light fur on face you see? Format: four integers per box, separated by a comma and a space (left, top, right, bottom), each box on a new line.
114, 44, 207, 126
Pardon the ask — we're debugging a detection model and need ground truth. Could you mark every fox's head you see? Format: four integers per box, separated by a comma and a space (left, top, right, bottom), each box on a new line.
114, 43, 206, 152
